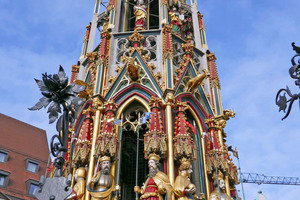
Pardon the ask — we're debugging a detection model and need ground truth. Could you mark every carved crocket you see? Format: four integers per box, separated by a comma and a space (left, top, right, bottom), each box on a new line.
186, 68, 210, 92
127, 57, 140, 83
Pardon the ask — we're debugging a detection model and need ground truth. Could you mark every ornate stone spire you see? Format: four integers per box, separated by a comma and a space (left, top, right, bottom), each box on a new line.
86, 52, 99, 87
173, 99, 195, 160
144, 97, 167, 159
95, 99, 118, 159
72, 104, 95, 166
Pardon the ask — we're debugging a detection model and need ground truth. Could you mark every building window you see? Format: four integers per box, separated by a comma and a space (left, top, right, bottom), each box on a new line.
25, 159, 39, 173
0, 174, 5, 186
0, 149, 8, 163
0, 170, 10, 188
26, 179, 39, 197
29, 183, 39, 196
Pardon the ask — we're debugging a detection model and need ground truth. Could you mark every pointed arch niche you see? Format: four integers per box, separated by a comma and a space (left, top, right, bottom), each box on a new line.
115, 97, 150, 199
184, 106, 209, 198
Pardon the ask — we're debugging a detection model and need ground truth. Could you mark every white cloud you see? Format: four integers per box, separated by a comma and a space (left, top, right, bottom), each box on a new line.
200, 0, 300, 199
0, 0, 95, 150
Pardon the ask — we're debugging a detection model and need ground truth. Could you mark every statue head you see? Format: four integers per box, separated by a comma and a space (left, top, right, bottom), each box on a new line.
179, 158, 192, 177
99, 156, 111, 175
212, 170, 226, 192
75, 167, 86, 181
137, 0, 144, 5
219, 179, 226, 191
148, 153, 160, 178
128, 57, 136, 69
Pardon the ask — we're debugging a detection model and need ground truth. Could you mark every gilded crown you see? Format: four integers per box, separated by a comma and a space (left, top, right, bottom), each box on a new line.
148, 153, 160, 161
99, 155, 111, 163
180, 157, 191, 166
179, 157, 191, 171
212, 170, 224, 181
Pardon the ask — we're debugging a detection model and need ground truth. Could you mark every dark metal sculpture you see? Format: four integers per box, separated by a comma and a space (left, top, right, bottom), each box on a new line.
29, 66, 85, 199
35, 175, 73, 200
276, 43, 300, 120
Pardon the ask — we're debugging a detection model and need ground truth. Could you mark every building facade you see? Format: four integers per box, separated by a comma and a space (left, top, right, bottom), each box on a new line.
57, 0, 240, 199
0, 114, 49, 200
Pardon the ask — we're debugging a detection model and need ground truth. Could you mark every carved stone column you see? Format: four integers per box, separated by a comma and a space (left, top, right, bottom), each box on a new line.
85, 96, 104, 200
164, 92, 175, 186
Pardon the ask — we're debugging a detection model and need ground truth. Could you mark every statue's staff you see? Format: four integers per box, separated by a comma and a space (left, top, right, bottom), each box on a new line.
135, 113, 141, 200
94, 156, 101, 176
210, 130, 221, 198
116, 114, 123, 199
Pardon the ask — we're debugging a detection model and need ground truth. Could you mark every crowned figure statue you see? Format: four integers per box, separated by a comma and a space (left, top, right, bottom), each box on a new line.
87, 156, 120, 200
135, 153, 172, 200
209, 171, 232, 200
174, 158, 204, 200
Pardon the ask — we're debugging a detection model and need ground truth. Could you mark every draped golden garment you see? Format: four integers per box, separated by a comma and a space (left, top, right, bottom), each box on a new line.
73, 179, 86, 200
173, 175, 196, 200
141, 171, 172, 200
88, 173, 115, 200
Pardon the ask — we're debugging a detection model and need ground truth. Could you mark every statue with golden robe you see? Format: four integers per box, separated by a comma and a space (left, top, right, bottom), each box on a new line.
87, 156, 120, 200
209, 171, 232, 200
134, 0, 147, 30
174, 158, 203, 200
136, 153, 172, 200
65, 167, 86, 200
169, 6, 182, 34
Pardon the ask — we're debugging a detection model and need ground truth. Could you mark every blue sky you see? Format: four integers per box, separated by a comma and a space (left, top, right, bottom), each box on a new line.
0, 0, 300, 199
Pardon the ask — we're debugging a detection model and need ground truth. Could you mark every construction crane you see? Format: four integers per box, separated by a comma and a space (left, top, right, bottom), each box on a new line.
227, 146, 300, 200
240, 173, 300, 185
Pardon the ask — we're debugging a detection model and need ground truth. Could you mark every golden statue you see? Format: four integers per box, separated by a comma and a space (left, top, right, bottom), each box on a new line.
134, 0, 147, 30
135, 153, 172, 200
87, 156, 120, 200
174, 158, 204, 200
127, 57, 140, 83
169, 6, 182, 34
186, 68, 210, 92
209, 171, 232, 200
65, 167, 86, 200
75, 80, 93, 100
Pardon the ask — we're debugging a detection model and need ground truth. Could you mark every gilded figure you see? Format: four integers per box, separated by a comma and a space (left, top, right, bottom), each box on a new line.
174, 158, 204, 200
209, 171, 232, 200
169, 6, 182, 34
136, 153, 172, 200
87, 156, 120, 200
186, 68, 210, 92
127, 57, 141, 83
134, 0, 147, 30
65, 167, 86, 200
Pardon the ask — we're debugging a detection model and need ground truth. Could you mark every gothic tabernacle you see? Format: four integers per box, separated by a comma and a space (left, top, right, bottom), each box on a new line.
38, 0, 240, 199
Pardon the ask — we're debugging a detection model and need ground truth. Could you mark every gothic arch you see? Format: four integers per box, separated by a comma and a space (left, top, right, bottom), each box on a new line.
115, 95, 151, 118
184, 105, 210, 197
114, 96, 151, 199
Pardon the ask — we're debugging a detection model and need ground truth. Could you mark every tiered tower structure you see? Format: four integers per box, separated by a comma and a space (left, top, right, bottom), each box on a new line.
64, 0, 239, 199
